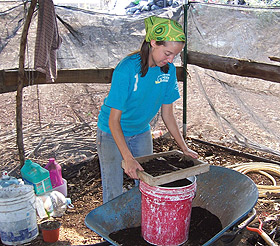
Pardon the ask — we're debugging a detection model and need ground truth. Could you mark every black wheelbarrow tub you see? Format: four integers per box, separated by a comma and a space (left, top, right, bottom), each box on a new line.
85, 165, 258, 245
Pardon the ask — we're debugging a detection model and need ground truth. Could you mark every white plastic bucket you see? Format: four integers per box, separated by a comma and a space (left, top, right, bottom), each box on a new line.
0, 188, 38, 245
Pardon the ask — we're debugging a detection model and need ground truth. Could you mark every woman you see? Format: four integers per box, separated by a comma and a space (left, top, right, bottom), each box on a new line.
97, 15, 198, 203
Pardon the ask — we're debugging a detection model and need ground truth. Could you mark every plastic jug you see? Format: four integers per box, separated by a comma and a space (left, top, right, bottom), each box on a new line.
45, 158, 63, 188
0, 171, 19, 188
37, 191, 74, 218
21, 159, 52, 195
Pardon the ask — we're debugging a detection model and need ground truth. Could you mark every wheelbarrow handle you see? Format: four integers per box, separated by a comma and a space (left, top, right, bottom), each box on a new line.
260, 231, 277, 246
219, 208, 257, 241
237, 208, 257, 230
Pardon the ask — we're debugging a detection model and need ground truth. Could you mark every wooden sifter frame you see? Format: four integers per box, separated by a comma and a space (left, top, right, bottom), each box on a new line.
121, 150, 209, 186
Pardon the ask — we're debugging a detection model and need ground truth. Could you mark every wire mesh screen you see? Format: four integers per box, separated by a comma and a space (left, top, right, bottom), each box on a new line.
0, 1, 279, 159
187, 3, 280, 63
185, 2, 280, 156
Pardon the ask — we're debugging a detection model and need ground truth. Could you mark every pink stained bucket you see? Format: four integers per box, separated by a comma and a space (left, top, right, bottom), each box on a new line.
139, 176, 196, 246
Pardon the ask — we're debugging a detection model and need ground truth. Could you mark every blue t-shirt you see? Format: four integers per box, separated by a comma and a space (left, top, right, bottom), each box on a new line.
97, 53, 180, 136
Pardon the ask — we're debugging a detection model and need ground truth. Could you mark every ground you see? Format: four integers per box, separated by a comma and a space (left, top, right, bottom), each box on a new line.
1, 73, 280, 245
1, 137, 280, 246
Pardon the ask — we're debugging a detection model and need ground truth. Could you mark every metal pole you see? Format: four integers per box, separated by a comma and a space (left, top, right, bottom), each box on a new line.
182, 0, 188, 138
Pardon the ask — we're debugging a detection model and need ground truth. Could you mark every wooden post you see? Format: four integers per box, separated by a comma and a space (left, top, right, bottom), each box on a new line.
17, 0, 37, 167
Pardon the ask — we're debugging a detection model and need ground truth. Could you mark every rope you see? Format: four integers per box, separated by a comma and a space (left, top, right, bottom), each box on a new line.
226, 162, 280, 198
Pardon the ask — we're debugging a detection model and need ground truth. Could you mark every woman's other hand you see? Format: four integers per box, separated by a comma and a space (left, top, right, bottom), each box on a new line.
182, 147, 198, 159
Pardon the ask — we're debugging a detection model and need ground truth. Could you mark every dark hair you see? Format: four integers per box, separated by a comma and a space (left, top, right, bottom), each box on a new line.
139, 40, 169, 77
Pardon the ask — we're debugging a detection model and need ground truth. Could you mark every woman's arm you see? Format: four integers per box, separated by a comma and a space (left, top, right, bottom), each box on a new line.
109, 108, 144, 179
161, 103, 198, 159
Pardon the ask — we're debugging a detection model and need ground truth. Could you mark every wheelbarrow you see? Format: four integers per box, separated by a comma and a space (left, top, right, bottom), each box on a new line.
85, 165, 258, 245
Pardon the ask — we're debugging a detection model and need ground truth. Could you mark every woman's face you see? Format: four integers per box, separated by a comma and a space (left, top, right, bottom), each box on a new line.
149, 40, 185, 67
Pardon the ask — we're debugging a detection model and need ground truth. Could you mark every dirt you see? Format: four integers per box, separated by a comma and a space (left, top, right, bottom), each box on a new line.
108, 157, 220, 246
1, 80, 280, 245
109, 207, 222, 246
141, 154, 195, 177
58, 138, 280, 246
40, 220, 61, 231
0, 136, 279, 246
160, 178, 191, 187
187, 207, 223, 246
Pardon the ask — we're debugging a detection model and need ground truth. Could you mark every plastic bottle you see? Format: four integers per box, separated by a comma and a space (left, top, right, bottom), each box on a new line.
35, 196, 48, 219
21, 159, 52, 195
39, 191, 74, 218
45, 158, 63, 188
0, 171, 19, 188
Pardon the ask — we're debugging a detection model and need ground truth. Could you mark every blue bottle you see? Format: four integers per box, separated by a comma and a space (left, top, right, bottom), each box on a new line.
0, 171, 19, 188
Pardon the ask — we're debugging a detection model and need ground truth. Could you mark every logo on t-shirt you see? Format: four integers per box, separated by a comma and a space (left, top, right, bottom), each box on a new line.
155, 74, 170, 84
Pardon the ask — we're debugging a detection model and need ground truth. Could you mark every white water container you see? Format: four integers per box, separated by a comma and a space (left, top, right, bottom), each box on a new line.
0, 185, 38, 245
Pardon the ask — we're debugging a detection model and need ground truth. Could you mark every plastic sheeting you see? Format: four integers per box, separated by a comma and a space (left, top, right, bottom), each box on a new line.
0, 1, 184, 70
185, 2, 280, 155
187, 3, 280, 64
0, 1, 279, 156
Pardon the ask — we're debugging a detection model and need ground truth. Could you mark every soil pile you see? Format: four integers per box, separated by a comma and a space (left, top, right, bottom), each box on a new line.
109, 207, 222, 246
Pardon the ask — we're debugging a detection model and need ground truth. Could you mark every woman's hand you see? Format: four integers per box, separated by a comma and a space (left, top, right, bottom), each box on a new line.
182, 147, 198, 159
122, 157, 144, 180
